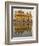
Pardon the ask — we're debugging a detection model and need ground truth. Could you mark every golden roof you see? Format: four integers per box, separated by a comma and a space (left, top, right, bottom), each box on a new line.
15, 11, 32, 20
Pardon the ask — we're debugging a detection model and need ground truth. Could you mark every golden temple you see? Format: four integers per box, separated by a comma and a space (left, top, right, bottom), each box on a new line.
13, 10, 32, 33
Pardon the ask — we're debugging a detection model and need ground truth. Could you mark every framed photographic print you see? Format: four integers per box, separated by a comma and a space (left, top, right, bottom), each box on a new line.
5, 2, 38, 44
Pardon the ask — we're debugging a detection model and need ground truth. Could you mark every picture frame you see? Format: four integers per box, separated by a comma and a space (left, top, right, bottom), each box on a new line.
5, 2, 38, 45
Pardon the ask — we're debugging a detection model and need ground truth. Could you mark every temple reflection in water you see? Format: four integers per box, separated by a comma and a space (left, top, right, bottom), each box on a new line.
13, 10, 32, 34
